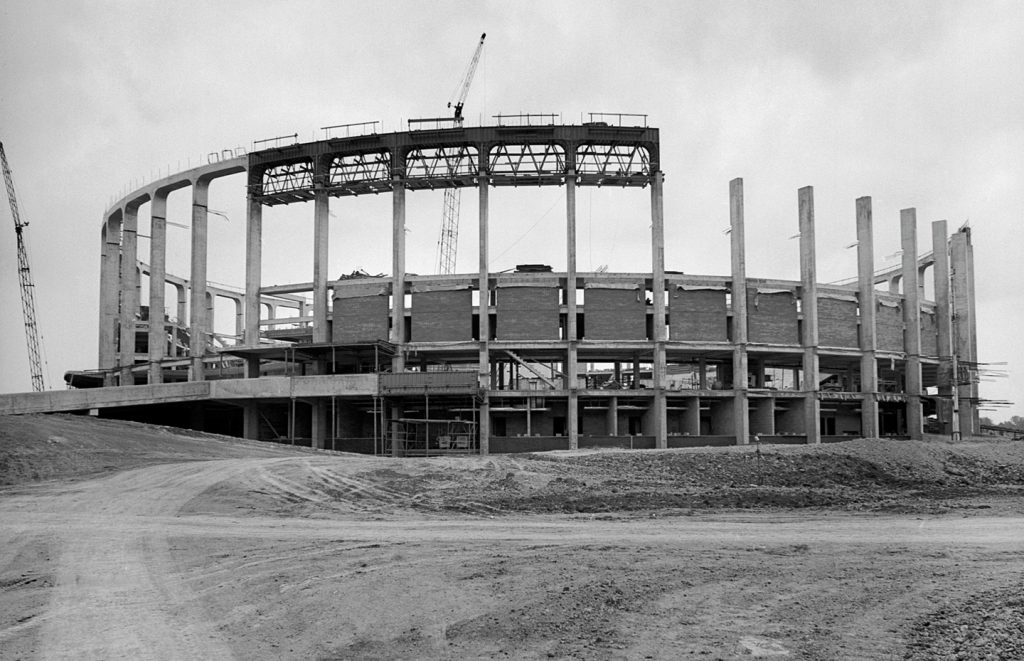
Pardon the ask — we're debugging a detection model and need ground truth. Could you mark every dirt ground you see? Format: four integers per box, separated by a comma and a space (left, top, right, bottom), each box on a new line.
1, 414, 1023, 660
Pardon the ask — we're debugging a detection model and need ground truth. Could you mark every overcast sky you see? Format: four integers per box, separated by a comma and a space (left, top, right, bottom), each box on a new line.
1, 1, 1022, 420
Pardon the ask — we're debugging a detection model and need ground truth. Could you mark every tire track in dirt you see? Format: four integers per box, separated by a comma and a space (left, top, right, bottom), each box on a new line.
22, 459, 271, 660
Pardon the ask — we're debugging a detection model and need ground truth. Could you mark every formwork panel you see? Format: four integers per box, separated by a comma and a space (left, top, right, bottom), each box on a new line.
585, 287, 646, 340
877, 301, 904, 352
332, 294, 389, 343
818, 297, 859, 348
669, 288, 728, 341
921, 310, 938, 357
496, 285, 560, 340
748, 290, 799, 345
412, 289, 472, 342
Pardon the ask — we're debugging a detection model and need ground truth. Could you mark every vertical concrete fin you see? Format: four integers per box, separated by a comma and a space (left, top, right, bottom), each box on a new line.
856, 196, 879, 438
901, 208, 923, 439
798, 186, 820, 444
729, 178, 749, 445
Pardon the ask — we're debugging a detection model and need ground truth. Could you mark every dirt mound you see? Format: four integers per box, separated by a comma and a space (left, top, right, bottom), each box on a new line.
905, 585, 1024, 660
0, 414, 308, 487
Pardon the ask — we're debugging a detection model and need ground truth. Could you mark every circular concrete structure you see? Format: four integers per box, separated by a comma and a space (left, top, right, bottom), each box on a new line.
74, 119, 979, 453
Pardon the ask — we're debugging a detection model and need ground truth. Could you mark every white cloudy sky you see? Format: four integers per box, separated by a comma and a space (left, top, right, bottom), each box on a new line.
1, 1, 1022, 420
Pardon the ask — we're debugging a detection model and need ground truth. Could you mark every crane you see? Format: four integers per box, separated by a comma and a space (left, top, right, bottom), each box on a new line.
1, 141, 46, 391
437, 32, 486, 275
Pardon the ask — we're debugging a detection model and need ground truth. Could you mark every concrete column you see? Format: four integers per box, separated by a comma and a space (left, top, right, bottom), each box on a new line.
313, 189, 330, 344
566, 169, 579, 450
311, 400, 328, 450
683, 398, 701, 436
118, 205, 140, 385
244, 194, 262, 378
901, 208, 923, 440
148, 192, 168, 384
650, 170, 668, 448
856, 197, 879, 438
799, 186, 820, 444
175, 284, 187, 334
391, 179, 406, 371
478, 169, 491, 455
931, 221, 953, 436
951, 229, 977, 436
189, 181, 210, 381
730, 178, 750, 445
99, 213, 123, 385
607, 396, 618, 436
243, 402, 260, 440
233, 296, 244, 340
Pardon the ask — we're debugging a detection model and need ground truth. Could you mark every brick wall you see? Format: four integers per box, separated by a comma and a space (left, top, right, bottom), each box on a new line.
669, 288, 728, 341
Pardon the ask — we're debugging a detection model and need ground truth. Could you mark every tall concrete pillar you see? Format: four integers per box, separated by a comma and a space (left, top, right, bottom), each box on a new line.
313, 189, 330, 345
118, 204, 140, 385
148, 192, 168, 384
566, 168, 579, 450
175, 284, 188, 336
950, 228, 978, 436
244, 193, 262, 378
391, 179, 406, 372
799, 187, 820, 444
730, 178, 750, 445
607, 396, 618, 436
189, 181, 210, 381
931, 221, 953, 436
650, 170, 668, 448
856, 197, 879, 438
901, 209, 923, 440
478, 169, 491, 454
99, 212, 122, 386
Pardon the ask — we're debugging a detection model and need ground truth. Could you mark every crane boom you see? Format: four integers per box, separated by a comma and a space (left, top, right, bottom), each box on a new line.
438, 33, 486, 275
447, 33, 486, 121
1, 142, 46, 391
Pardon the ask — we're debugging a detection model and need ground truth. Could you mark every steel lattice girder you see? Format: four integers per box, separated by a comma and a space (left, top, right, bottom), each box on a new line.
249, 125, 660, 203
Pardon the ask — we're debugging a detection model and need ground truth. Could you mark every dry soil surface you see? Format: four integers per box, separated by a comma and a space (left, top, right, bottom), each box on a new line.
1, 414, 1023, 660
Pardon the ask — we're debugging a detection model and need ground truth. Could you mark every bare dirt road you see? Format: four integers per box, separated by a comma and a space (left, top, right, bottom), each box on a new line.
2, 415, 1023, 660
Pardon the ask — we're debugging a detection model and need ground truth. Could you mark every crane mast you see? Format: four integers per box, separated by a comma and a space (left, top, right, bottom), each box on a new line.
1, 142, 46, 391
437, 33, 486, 275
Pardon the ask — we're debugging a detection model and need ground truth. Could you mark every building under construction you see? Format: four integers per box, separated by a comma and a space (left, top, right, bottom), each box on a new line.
1, 117, 981, 453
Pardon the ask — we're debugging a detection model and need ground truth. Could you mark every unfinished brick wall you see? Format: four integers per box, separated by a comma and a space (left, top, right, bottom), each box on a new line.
496, 285, 560, 340
585, 286, 646, 340
668, 288, 728, 341
818, 296, 860, 348
747, 289, 799, 345
411, 289, 472, 342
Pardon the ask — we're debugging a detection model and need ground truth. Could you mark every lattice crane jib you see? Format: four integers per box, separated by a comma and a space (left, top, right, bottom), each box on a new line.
437, 33, 486, 275
1, 142, 46, 391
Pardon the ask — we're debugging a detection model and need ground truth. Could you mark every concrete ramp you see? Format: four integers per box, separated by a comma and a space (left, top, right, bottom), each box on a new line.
0, 375, 379, 415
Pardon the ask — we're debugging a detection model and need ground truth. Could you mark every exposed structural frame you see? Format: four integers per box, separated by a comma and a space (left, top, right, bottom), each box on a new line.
0, 120, 981, 456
